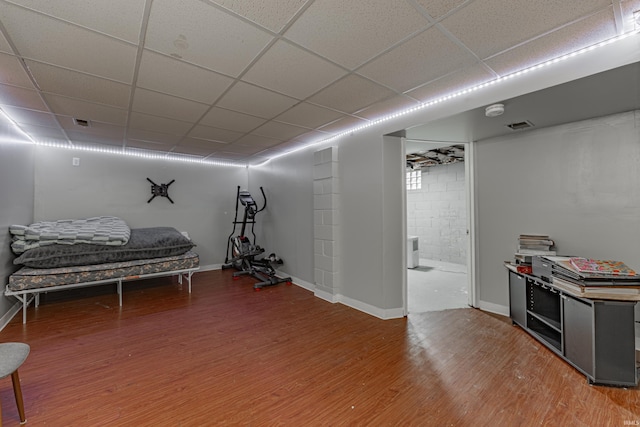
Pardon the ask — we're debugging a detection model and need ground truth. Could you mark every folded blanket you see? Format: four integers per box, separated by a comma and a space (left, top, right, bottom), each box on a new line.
10, 216, 130, 254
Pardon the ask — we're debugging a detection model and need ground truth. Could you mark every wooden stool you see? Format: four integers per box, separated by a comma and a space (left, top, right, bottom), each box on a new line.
0, 343, 30, 425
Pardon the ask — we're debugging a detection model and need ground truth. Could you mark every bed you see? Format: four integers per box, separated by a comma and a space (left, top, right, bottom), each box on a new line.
5, 217, 200, 323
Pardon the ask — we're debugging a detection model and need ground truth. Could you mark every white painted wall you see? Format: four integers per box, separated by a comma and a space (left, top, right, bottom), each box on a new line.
476, 110, 640, 311
0, 138, 34, 326
32, 147, 247, 269
249, 148, 315, 286
407, 161, 467, 265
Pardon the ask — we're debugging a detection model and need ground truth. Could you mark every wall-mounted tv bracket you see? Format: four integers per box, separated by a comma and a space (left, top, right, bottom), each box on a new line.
147, 178, 175, 204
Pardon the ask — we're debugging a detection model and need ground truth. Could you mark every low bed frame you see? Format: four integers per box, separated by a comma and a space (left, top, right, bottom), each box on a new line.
5, 223, 200, 323
5, 251, 199, 323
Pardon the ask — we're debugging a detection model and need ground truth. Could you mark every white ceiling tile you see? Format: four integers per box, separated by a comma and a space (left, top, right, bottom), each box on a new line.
210, 150, 255, 160
358, 27, 477, 93
316, 115, 370, 134
274, 102, 345, 129
290, 129, 332, 144
6, 0, 147, 44
211, 0, 308, 33
234, 133, 282, 148
405, 64, 494, 102
308, 75, 395, 114
26, 61, 131, 107
65, 129, 124, 146
57, 115, 124, 137
18, 124, 68, 142
223, 143, 267, 154
187, 125, 243, 143
485, 9, 617, 76
284, 0, 428, 69
413, 0, 469, 20
2, 106, 59, 127
216, 82, 299, 119
242, 40, 346, 99
127, 128, 182, 145
43, 94, 128, 126
126, 139, 176, 151
198, 107, 266, 132
173, 139, 227, 156
354, 95, 421, 121
2, 3, 137, 83
127, 138, 175, 152
132, 88, 209, 122
137, 51, 234, 104
145, 0, 273, 77
0, 30, 12, 54
0, 53, 36, 88
0, 84, 47, 111
252, 121, 308, 140
440, 0, 612, 59
128, 112, 194, 135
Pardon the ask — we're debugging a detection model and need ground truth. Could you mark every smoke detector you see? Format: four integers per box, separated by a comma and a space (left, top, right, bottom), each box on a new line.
485, 103, 505, 117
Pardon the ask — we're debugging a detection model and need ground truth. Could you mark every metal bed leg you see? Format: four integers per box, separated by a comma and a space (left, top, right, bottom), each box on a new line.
118, 279, 123, 306
22, 296, 27, 324
188, 271, 193, 293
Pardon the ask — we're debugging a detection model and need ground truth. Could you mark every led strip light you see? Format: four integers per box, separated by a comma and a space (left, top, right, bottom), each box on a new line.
1, 28, 639, 169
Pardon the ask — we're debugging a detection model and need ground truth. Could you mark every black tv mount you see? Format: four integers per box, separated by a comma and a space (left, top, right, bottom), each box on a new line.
147, 178, 174, 204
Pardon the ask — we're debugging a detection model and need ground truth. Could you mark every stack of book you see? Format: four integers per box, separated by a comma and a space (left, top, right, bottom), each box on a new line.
513, 234, 556, 273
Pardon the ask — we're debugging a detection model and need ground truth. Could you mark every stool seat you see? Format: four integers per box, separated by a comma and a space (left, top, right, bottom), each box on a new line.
0, 342, 30, 425
0, 343, 30, 378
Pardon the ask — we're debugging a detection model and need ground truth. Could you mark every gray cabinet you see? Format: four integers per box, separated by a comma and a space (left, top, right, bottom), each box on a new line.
507, 270, 638, 386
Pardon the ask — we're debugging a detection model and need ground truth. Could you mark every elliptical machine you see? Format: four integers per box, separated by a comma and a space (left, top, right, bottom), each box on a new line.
222, 186, 292, 290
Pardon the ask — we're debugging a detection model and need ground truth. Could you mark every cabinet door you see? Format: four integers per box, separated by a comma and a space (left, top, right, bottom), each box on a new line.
508, 272, 527, 327
593, 301, 637, 386
562, 295, 594, 377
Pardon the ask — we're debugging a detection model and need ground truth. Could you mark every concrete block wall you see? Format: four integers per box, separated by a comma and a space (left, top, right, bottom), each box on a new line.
313, 146, 339, 296
406, 161, 466, 265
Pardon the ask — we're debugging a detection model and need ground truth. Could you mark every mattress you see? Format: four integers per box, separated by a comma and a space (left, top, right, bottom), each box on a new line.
7, 250, 199, 292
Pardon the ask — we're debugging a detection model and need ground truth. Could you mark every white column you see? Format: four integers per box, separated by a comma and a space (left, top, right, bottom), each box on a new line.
313, 146, 339, 297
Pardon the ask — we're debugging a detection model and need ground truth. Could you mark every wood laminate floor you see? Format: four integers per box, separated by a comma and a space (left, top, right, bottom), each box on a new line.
0, 269, 638, 426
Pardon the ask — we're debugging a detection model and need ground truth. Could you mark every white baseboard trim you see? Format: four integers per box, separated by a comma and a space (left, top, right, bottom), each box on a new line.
338, 294, 404, 319
198, 263, 222, 272
0, 300, 23, 332
478, 300, 509, 317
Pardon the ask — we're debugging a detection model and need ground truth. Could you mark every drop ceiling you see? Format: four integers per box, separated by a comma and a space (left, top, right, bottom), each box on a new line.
0, 0, 639, 165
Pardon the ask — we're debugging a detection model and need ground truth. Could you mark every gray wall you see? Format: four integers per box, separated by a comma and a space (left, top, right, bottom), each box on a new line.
32, 146, 248, 268
249, 148, 315, 286
0, 138, 34, 325
476, 110, 640, 310
407, 161, 466, 265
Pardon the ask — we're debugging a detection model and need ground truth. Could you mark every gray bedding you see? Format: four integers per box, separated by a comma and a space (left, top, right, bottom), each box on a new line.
13, 227, 195, 269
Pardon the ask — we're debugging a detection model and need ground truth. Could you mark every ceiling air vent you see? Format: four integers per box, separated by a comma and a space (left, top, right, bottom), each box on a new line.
506, 120, 534, 131
73, 118, 91, 127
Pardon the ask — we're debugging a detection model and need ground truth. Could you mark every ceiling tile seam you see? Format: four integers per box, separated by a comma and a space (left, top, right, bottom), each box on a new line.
2, 0, 141, 48
481, 7, 619, 66
123, 0, 154, 151
0, 14, 73, 146
350, 93, 422, 118
18, 56, 134, 87
167, 28, 287, 150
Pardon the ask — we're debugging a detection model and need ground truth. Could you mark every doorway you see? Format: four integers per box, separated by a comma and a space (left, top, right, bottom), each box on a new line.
404, 140, 472, 313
